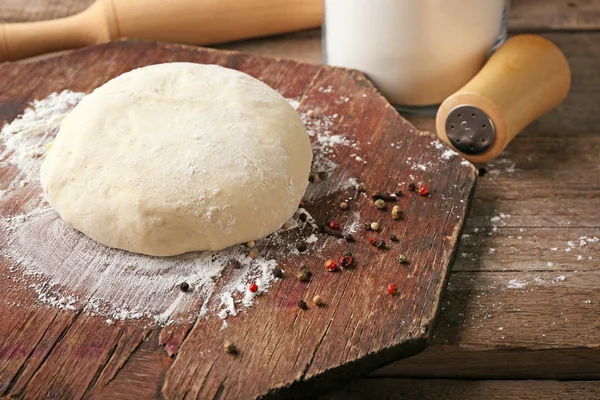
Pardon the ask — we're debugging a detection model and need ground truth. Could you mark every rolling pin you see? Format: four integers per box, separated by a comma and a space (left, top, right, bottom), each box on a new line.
0, 0, 323, 62
435, 34, 571, 163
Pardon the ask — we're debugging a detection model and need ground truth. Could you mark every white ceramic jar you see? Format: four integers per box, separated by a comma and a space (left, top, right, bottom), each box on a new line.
323, 0, 509, 107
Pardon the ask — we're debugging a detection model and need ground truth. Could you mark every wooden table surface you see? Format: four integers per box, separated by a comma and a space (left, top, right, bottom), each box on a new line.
1, 1, 599, 399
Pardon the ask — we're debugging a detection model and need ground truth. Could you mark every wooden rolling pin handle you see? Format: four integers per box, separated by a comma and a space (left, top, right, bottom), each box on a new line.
436, 34, 571, 163
0, 0, 323, 63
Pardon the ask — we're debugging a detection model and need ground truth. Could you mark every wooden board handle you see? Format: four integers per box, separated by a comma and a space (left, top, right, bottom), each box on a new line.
0, 0, 323, 62
435, 35, 571, 163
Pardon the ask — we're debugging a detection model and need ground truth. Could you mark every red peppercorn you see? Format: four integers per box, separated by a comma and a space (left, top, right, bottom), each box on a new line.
418, 185, 429, 196
328, 221, 341, 231
324, 259, 337, 272
369, 237, 377, 245
387, 283, 397, 295
339, 255, 353, 268
249, 283, 258, 293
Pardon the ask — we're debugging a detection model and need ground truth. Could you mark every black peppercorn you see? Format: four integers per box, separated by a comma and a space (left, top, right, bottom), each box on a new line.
318, 171, 328, 180
298, 213, 307, 222
374, 239, 386, 249
345, 234, 355, 242
298, 300, 308, 310
226, 259, 242, 269
179, 282, 190, 292
297, 242, 308, 252
390, 234, 399, 242
272, 267, 284, 278
408, 183, 416, 191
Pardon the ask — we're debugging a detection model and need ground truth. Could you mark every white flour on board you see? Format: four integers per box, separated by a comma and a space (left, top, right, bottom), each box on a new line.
0, 90, 364, 327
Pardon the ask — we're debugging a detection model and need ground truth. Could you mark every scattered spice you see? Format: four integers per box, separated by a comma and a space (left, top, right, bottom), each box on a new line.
272, 267, 284, 278
298, 300, 308, 310
370, 222, 380, 231
179, 282, 190, 293
306, 109, 317, 118
391, 205, 402, 220
418, 185, 429, 196
308, 172, 317, 183
297, 268, 312, 282
297, 242, 308, 252
408, 183, 416, 192
324, 259, 337, 272
313, 295, 324, 307
339, 255, 353, 268
328, 221, 341, 231
226, 259, 242, 269
397, 254, 408, 264
249, 249, 260, 259
224, 341, 237, 354
387, 283, 398, 295
394, 189, 403, 197
369, 238, 377, 245
339, 201, 348, 210
322, 224, 345, 238
281, 222, 291, 230
246, 240, 256, 248
298, 213, 307, 222
478, 167, 487, 177
354, 182, 366, 199
390, 234, 399, 242
249, 283, 259, 293
364, 223, 372, 231
318, 171, 329, 181
345, 234, 355, 242
343, 251, 352, 257
374, 199, 387, 210
372, 193, 397, 202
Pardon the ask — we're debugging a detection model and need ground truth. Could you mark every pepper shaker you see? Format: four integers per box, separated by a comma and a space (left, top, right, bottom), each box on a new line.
435, 34, 571, 163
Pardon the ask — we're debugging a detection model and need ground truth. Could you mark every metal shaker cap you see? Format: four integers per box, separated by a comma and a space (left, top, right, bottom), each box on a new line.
445, 105, 496, 155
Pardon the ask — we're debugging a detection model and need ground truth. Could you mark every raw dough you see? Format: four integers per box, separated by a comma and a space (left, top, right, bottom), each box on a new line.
40, 63, 312, 256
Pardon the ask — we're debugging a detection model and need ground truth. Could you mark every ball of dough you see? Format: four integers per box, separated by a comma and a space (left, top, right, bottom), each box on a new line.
40, 63, 312, 256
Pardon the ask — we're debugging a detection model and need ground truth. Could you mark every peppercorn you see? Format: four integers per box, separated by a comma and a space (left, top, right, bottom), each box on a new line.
226, 259, 242, 269
408, 183, 416, 191
374, 239, 386, 249
339, 255, 353, 268
272, 267, 284, 278
298, 299, 309, 310
357, 183, 366, 192
370, 222, 380, 231
364, 223, 372, 231
179, 282, 190, 292
224, 341, 237, 354
318, 171, 329, 180
387, 283, 398, 295
369, 237, 377, 245
343, 251, 352, 257
390, 234, 399, 242
246, 240, 256, 248
324, 259, 337, 272
374, 199, 386, 209
418, 185, 429, 196
297, 242, 308, 252
339, 201, 348, 210
313, 295, 324, 307
299, 213, 307, 222
397, 254, 408, 264
249, 249, 259, 259
297, 268, 311, 282
395, 189, 403, 196
308, 172, 318, 183
306, 109, 317, 118
249, 283, 259, 293
372, 193, 397, 202
391, 205, 402, 220
328, 221, 341, 231
345, 234, 355, 242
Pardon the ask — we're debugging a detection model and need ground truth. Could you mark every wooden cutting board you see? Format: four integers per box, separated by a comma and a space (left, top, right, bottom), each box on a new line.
0, 40, 476, 399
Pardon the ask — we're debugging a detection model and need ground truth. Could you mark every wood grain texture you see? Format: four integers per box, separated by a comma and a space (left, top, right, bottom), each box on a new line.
0, 41, 475, 398
325, 379, 600, 400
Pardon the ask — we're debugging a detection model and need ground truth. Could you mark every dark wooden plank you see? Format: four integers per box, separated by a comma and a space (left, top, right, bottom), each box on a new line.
509, 0, 600, 32
325, 379, 600, 400
0, 40, 475, 398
